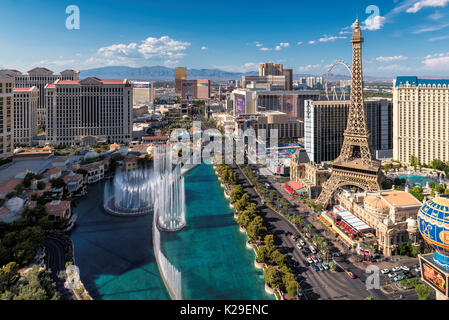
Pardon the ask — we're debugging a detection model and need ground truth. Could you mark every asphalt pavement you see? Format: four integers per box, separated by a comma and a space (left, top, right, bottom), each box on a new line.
44, 237, 77, 300
231, 164, 387, 300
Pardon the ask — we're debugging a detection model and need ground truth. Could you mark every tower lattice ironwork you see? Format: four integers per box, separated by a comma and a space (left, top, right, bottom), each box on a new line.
316, 19, 383, 207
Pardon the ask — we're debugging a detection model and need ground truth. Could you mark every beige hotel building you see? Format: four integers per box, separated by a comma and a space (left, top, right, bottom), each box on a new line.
45, 77, 133, 146
1, 68, 79, 125
13, 87, 39, 146
393, 76, 449, 165
0, 74, 14, 161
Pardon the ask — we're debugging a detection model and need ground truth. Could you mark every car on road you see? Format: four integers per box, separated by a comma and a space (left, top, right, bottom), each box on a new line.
401, 266, 410, 271
296, 244, 302, 250
347, 272, 355, 279
322, 263, 329, 270
307, 258, 313, 264
394, 275, 404, 282
381, 269, 390, 274
388, 273, 398, 278
311, 256, 318, 263
392, 266, 402, 272
311, 263, 319, 272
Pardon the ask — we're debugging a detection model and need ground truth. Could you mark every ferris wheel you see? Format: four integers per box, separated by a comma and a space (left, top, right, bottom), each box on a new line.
325, 60, 352, 101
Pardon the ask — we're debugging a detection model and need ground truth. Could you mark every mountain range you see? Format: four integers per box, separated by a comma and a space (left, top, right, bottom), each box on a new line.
79, 65, 393, 82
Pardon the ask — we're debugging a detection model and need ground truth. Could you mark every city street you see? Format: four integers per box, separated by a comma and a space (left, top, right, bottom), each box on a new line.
44, 237, 77, 300
231, 164, 387, 300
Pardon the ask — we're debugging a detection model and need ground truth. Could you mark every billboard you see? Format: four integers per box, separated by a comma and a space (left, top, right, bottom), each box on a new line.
133, 82, 150, 89
420, 256, 448, 296
236, 96, 245, 114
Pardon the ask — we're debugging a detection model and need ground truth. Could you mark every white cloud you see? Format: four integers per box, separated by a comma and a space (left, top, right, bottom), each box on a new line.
421, 52, 449, 69
279, 42, 290, 47
297, 41, 303, 45
201, 46, 208, 50
429, 34, 449, 41
275, 46, 282, 51
260, 47, 271, 51
255, 43, 263, 47
318, 35, 347, 42
376, 56, 408, 62
362, 15, 387, 31
298, 64, 321, 72
429, 10, 444, 20
308, 40, 316, 45
377, 64, 412, 71
406, 0, 449, 13
412, 23, 449, 33
217, 62, 259, 73
97, 36, 191, 62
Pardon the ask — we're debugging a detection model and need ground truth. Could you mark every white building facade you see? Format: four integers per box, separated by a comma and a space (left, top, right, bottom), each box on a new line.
13, 87, 39, 146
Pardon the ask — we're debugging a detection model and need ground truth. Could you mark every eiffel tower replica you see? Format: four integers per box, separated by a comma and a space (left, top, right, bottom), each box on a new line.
316, 19, 384, 207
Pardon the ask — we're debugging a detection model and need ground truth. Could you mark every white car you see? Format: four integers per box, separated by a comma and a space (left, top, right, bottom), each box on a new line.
388, 273, 398, 278
392, 267, 402, 272
299, 240, 305, 246
401, 266, 410, 271
296, 244, 302, 250
381, 269, 390, 274
414, 267, 421, 273
307, 258, 313, 264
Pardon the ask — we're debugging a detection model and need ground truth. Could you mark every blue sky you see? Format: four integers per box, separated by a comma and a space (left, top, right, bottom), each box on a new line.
2, 0, 449, 77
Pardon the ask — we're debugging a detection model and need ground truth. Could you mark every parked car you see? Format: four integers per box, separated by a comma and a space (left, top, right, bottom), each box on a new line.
317, 256, 323, 263
381, 269, 390, 274
392, 266, 402, 272
394, 275, 404, 282
401, 266, 410, 271
299, 240, 305, 246
309, 246, 317, 254
414, 267, 421, 273
307, 258, 313, 264
388, 273, 398, 278
296, 244, 302, 250
311, 256, 318, 263
322, 263, 329, 270
347, 272, 355, 279
312, 263, 319, 272
318, 264, 324, 271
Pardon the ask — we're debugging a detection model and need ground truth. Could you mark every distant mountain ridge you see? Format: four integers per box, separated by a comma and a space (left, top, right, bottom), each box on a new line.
79, 66, 258, 81
79, 65, 392, 82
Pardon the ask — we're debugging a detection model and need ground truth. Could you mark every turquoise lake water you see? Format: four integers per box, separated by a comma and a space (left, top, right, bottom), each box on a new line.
399, 174, 438, 186
71, 163, 272, 300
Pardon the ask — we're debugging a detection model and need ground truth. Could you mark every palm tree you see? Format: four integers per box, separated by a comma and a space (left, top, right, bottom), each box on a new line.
305, 224, 313, 235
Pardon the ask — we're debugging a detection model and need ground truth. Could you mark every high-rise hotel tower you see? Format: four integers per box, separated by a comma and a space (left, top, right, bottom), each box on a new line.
45, 77, 133, 146
393, 77, 449, 165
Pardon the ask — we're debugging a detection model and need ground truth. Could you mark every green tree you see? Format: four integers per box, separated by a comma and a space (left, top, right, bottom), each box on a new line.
230, 186, 244, 203
247, 216, 268, 242
415, 284, 433, 300
410, 186, 424, 202
271, 250, 287, 266
365, 296, 375, 300
6, 266, 59, 300
0, 262, 20, 292
234, 194, 250, 213
36, 181, 46, 190
305, 224, 313, 234
263, 266, 283, 290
